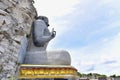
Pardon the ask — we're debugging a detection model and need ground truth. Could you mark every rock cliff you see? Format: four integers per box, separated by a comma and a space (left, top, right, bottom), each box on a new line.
0, 0, 37, 79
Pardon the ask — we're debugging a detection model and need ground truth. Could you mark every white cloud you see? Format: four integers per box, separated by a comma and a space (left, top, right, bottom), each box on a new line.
34, 0, 80, 17
34, 0, 80, 44
70, 33, 120, 75
34, 0, 81, 50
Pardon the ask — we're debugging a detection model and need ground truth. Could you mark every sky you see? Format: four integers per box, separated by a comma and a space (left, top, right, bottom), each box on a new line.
34, 0, 120, 76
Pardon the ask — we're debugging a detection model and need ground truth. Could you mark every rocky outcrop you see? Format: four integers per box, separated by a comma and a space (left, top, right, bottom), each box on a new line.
0, 0, 37, 79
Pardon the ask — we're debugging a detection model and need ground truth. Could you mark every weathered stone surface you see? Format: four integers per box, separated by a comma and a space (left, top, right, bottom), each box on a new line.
47, 50, 71, 65
19, 17, 53, 65
18, 35, 28, 64
24, 51, 48, 64
32, 19, 52, 47
0, 0, 37, 79
0, 46, 5, 54
19, 16, 71, 66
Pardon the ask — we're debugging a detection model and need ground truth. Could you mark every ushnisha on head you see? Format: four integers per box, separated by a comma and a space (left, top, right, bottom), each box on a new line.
36, 16, 49, 26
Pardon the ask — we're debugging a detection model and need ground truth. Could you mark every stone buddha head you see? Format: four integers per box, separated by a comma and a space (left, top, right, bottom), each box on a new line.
36, 16, 49, 26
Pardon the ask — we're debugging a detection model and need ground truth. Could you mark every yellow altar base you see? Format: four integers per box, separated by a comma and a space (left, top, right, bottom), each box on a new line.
18, 64, 78, 79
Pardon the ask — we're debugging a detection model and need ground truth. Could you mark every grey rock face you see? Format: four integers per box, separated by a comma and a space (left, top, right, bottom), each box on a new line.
0, 0, 37, 79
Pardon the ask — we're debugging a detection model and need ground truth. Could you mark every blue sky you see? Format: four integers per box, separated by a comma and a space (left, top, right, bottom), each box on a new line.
34, 0, 120, 76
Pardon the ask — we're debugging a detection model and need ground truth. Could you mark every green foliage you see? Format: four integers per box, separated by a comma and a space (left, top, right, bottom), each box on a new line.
87, 73, 92, 77
77, 72, 120, 79
77, 72, 107, 78
9, 75, 16, 80
26, 34, 31, 38
0, 65, 3, 73
77, 72, 82, 77
110, 74, 120, 78
100, 74, 107, 77
110, 74, 116, 78
77, 72, 120, 78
